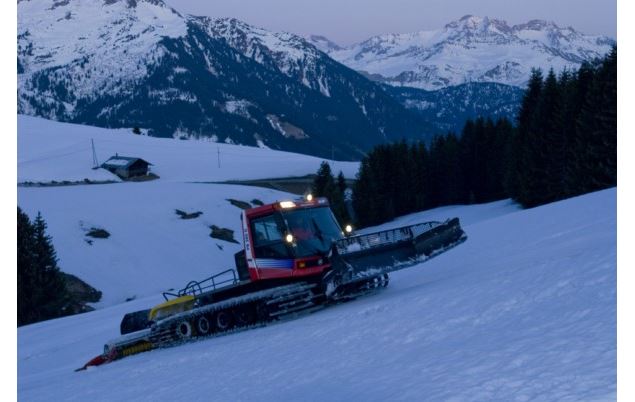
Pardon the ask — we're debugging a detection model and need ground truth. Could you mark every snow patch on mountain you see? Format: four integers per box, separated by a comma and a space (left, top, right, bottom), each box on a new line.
18, 0, 186, 112
196, 17, 333, 97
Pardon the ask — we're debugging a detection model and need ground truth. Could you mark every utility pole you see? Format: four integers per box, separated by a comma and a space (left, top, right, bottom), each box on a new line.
91, 139, 99, 169
217, 146, 221, 168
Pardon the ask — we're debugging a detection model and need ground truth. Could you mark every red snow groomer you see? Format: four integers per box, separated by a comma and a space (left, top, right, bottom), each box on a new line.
78, 196, 466, 370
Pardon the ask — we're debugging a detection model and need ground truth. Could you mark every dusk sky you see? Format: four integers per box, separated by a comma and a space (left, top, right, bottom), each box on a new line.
164, 0, 617, 45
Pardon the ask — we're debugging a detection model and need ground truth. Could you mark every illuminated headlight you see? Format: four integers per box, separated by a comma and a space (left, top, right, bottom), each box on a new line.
345, 224, 353, 234
279, 201, 296, 209
306, 193, 313, 201
285, 233, 294, 243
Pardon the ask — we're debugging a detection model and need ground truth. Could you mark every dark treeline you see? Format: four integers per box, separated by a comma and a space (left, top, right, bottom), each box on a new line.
351, 47, 616, 227
311, 162, 351, 225
18, 207, 71, 326
352, 117, 513, 227
508, 47, 616, 207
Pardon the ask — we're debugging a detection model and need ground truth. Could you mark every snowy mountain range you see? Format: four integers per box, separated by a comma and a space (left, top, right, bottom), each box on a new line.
17, 1, 615, 156
18, 0, 430, 160
312, 15, 615, 90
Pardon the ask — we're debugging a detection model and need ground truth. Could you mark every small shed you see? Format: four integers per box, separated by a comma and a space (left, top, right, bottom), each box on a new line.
101, 156, 153, 179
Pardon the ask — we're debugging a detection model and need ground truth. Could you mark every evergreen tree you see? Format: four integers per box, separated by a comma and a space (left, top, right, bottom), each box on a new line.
336, 171, 347, 195
17, 208, 70, 326
459, 119, 477, 203
335, 171, 352, 224
512, 68, 544, 206
32, 213, 70, 320
532, 68, 565, 206
312, 162, 349, 224
352, 158, 376, 226
312, 161, 335, 197
489, 117, 513, 201
410, 142, 430, 211
563, 62, 596, 195
571, 46, 617, 194
17, 207, 36, 326
429, 134, 463, 206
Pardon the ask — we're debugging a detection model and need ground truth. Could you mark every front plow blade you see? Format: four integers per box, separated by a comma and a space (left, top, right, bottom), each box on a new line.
333, 218, 467, 278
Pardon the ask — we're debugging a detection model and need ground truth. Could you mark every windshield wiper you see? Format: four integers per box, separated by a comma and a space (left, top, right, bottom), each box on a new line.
311, 218, 325, 243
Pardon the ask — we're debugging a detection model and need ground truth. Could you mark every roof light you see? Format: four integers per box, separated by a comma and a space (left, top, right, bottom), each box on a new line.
279, 201, 296, 209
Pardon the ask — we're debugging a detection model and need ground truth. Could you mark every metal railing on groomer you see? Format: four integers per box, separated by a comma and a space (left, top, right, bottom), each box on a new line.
335, 221, 442, 256
162, 269, 239, 301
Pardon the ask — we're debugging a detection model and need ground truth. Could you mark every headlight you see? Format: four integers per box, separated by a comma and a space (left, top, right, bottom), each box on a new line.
345, 224, 353, 234
285, 233, 294, 243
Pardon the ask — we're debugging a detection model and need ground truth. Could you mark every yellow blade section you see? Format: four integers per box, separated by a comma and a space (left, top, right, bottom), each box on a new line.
149, 295, 196, 321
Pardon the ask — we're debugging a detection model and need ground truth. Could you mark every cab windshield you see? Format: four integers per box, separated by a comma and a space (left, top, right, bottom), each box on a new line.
282, 206, 343, 257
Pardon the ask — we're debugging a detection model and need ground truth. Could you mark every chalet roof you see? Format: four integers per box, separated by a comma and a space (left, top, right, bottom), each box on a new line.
101, 156, 153, 169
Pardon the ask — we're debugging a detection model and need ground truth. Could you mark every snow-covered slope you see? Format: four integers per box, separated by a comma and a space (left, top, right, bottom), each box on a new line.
18, 182, 293, 307
18, 115, 359, 183
316, 15, 615, 90
18, 114, 357, 306
18, 188, 616, 401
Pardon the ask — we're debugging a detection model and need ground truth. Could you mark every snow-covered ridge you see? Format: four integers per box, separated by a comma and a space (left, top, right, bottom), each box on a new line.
195, 17, 333, 96
18, 0, 186, 100
314, 15, 615, 90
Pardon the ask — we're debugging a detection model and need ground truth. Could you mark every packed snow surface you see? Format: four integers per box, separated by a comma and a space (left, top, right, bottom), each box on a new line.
18, 188, 616, 401
18, 182, 293, 307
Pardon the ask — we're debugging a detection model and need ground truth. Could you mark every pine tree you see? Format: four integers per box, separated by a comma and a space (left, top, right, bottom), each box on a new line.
535, 68, 566, 205
490, 117, 513, 201
571, 46, 617, 194
312, 161, 335, 197
410, 142, 430, 211
336, 171, 347, 195
563, 62, 596, 195
17, 209, 70, 326
312, 162, 349, 224
32, 213, 70, 320
335, 171, 352, 224
352, 159, 376, 226
17, 208, 36, 326
512, 68, 544, 207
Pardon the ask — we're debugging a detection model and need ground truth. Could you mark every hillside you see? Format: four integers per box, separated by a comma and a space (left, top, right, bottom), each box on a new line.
18, 188, 616, 401
18, 115, 359, 183
18, 114, 361, 306
383, 82, 525, 132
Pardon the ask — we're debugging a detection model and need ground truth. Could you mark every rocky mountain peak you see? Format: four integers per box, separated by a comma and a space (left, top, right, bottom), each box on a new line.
308, 35, 343, 52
